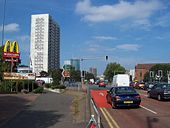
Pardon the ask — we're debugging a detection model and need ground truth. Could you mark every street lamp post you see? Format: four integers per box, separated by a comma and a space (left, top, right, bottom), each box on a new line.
1, 0, 7, 46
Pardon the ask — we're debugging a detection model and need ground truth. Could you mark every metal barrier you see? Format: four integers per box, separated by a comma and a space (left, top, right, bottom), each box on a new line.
90, 98, 101, 128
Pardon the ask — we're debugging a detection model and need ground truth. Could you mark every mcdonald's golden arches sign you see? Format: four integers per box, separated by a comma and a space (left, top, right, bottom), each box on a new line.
3, 40, 20, 62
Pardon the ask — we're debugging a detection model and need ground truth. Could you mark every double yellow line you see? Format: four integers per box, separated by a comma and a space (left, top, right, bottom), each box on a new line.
100, 108, 120, 128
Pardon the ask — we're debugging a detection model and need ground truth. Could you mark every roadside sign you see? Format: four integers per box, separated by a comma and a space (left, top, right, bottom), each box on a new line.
62, 70, 70, 77
63, 64, 71, 70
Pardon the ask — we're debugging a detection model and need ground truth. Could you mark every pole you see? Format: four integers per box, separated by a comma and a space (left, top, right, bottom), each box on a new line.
1, 0, 7, 46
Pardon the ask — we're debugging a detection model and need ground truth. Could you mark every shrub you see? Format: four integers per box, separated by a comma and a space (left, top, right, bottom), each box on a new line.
51, 85, 66, 89
33, 87, 44, 93
44, 83, 52, 88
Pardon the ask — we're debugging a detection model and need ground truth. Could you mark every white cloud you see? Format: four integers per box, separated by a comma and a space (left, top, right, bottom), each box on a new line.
0, 23, 19, 32
75, 0, 163, 23
116, 44, 141, 51
93, 36, 117, 41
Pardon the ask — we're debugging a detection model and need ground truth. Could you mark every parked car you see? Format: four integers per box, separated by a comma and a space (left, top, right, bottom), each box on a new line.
99, 80, 106, 87
143, 82, 155, 91
137, 82, 145, 89
106, 86, 141, 108
147, 83, 170, 101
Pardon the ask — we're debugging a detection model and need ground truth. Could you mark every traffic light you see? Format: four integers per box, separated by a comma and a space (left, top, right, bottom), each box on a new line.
105, 56, 108, 61
82, 70, 85, 77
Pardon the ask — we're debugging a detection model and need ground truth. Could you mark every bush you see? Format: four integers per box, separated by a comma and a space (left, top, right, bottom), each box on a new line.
44, 83, 52, 88
33, 87, 44, 93
51, 85, 66, 89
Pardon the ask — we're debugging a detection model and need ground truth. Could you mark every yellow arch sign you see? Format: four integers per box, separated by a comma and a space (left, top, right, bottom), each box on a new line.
3, 40, 20, 60
4, 40, 20, 53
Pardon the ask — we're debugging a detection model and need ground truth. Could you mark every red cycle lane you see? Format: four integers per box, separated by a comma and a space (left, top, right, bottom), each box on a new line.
90, 90, 111, 108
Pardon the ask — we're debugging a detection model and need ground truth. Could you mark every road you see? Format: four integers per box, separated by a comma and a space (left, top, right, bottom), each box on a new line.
89, 84, 170, 128
1, 91, 84, 128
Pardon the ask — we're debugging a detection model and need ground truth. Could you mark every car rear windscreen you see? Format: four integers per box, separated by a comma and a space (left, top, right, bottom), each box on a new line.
115, 87, 137, 94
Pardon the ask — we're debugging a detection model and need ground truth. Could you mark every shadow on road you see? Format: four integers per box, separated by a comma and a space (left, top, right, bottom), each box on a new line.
3, 109, 63, 128
146, 116, 159, 128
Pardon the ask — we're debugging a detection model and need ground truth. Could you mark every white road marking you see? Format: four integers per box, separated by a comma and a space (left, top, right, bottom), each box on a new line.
99, 92, 104, 96
140, 105, 157, 114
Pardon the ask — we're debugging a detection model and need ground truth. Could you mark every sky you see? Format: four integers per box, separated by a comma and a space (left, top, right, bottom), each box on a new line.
0, 0, 170, 75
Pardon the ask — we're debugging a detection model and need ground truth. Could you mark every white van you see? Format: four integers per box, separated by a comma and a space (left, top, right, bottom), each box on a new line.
112, 74, 130, 87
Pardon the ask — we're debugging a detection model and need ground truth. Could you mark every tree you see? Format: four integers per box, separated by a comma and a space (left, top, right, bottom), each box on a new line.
144, 64, 170, 82
85, 72, 95, 81
70, 69, 81, 82
104, 62, 126, 82
40, 70, 49, 77
51, 69, 62, 85
0, 46, 11, 81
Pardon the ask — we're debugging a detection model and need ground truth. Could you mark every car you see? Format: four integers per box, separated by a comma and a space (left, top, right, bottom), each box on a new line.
137, 82, 145, 89
99, 80, 106, 87
143, 82, 155, 91
106, 86, 141, 108
147, 83, 170, 101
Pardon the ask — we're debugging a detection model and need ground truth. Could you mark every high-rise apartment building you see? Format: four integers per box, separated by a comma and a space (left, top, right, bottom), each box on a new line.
70, 59, 80, 71
89, 67, 97, 77
30, 14, 60, 74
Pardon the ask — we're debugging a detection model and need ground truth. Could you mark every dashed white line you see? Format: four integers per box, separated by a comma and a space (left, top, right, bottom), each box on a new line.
140, 105, 157, 114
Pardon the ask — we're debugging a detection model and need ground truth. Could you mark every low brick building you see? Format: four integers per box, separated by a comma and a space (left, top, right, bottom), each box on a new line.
135, 64, 155, 82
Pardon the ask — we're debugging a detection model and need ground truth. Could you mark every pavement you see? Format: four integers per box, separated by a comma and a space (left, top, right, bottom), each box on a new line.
0, 89, 87, 128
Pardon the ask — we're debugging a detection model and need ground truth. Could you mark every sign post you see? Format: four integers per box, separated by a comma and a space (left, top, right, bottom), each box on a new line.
62, 64, 71, 78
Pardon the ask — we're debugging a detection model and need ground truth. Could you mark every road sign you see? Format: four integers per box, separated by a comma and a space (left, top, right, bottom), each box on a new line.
63, 64, 71, 70
62, 70, 70, 77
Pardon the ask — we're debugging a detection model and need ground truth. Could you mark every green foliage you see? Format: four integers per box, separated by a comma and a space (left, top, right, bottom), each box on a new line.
0, 81, 12, 93
70, 69, 81, 82
51, 85, 66, 89
33, 86, 44, 93
0, 46, 11, 81
104, 62, 126, 82
85, 72, 95, 81
44, 83, 52, 88
40, 71, 49, 77
51, 69, 62, 85
144, 64, 170, 82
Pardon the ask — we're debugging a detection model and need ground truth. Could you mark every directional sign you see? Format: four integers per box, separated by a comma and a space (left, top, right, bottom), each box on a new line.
62, 70, 70, 77
63, 64, 71, 70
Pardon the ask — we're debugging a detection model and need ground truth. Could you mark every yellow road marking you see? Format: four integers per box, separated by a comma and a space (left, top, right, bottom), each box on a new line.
100, 108, 114, 128
100, 108, 120, 128
103, 108, 120, 128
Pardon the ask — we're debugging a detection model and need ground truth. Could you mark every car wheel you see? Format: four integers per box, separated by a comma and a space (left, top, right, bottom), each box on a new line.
158, 94, 162, 101
111, 101, 117, 109
147, 92, 151, 98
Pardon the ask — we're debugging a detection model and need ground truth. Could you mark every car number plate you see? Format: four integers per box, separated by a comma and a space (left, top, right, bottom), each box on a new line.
124, 101, 133, 104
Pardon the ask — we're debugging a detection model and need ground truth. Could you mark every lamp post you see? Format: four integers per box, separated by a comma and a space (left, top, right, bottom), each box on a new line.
1, 0, 7, 46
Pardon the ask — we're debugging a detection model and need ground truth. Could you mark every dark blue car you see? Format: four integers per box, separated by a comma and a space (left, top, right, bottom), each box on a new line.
147, 83, 170, 101
106, 86, 141, 108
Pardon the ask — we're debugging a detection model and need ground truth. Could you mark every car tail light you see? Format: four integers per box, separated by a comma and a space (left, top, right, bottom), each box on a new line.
115, 96, 121, 101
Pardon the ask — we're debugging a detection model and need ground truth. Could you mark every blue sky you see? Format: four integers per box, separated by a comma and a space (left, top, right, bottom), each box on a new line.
0, 0, 170, 75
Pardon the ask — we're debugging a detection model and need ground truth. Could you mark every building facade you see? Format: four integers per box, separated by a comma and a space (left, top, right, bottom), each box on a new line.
70, 59, 80, 71
89, 67, 97, 77
30, 14, 60, 74
135, 64, 155, 82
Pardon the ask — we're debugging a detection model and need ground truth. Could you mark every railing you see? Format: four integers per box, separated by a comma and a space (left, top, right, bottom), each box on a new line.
89, 98, 101, 128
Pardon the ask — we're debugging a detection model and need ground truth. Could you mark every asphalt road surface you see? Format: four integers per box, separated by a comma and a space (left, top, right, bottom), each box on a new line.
90, 85, 170, 128
1, 91, 84, 128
